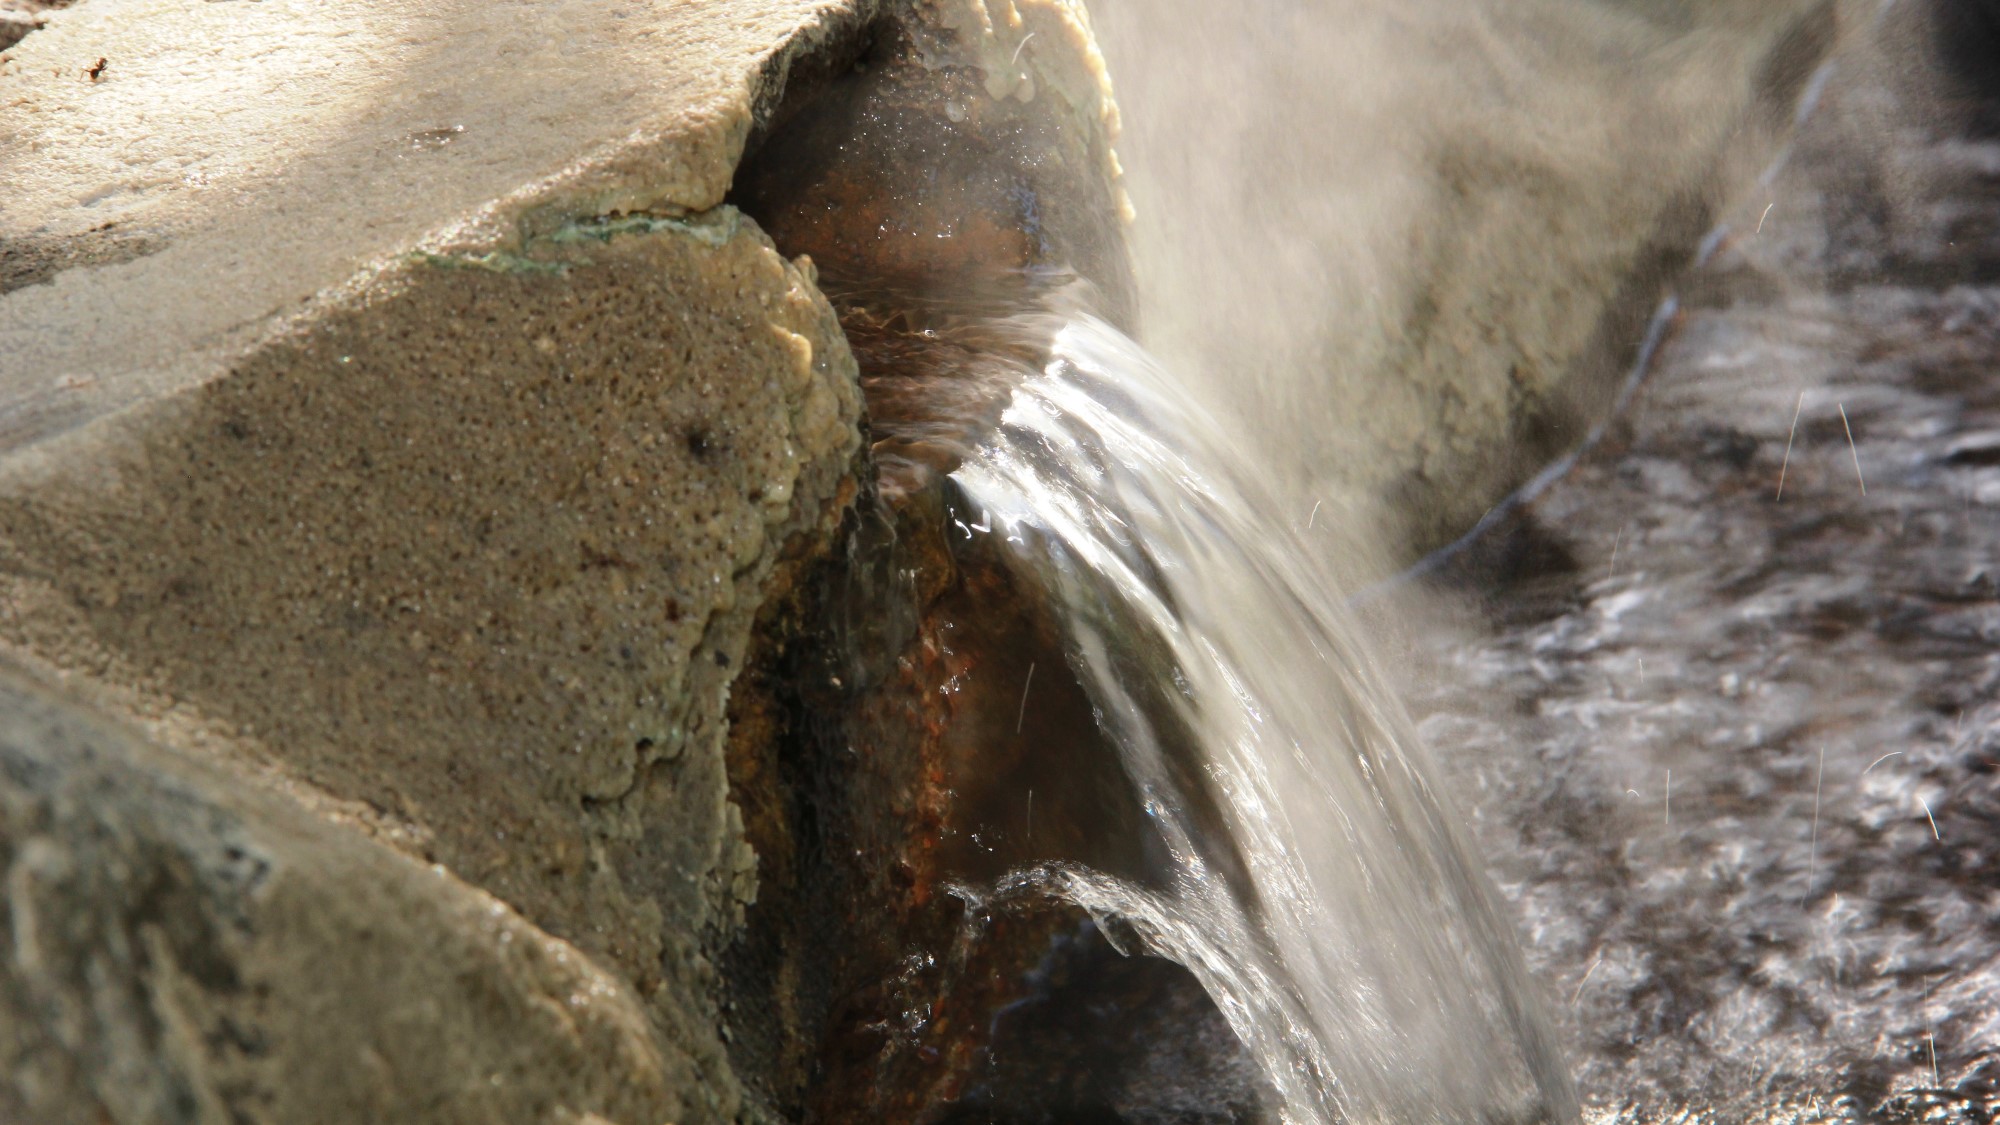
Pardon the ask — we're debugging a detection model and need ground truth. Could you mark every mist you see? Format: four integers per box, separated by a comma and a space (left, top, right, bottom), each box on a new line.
1089, 0, 1857, 571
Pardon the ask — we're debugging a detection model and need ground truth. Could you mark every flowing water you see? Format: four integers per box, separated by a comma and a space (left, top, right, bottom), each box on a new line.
946, 312, 1579, 1123
728, 9, 2000, 1121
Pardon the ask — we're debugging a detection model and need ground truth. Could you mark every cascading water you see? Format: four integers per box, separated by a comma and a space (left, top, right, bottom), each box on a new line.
947, 309, 1580, 1123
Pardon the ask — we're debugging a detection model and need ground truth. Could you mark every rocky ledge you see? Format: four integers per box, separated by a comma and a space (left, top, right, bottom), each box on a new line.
0, 0, 1882, 1120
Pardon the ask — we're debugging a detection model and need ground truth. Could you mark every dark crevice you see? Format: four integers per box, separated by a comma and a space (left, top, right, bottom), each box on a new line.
744, 5, 887, 163
0, 0, 72, 54
717, 4, 1262, 1122
1933, 0, 2000, 106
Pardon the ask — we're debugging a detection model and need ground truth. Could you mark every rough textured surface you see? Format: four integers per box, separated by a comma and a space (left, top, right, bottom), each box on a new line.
5, 0, 1895, 1117
0, 665, 690, 1125
1091, 0, 1859, 571
0, 0, 876, 444
0, 210, 864, 1123
0, 0, 882, 1119
0, 0, 1162, 1115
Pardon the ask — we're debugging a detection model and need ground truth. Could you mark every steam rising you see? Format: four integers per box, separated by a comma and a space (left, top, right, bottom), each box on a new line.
1088, 0, 1852, 566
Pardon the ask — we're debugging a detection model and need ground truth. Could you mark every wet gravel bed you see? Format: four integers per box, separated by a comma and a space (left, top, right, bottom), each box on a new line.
1399, 32, 2000, 1125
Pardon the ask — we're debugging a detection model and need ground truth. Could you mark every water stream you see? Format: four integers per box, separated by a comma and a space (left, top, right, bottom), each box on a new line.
946, 312, 1578, 1123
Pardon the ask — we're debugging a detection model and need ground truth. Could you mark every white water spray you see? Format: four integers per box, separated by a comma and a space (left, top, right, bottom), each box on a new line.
953, 314, 1578, 1123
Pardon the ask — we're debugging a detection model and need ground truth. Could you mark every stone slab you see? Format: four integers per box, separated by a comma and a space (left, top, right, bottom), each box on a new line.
0, 0, 870, 446
0, 2, 876, 1120
0, 663, 695, 1125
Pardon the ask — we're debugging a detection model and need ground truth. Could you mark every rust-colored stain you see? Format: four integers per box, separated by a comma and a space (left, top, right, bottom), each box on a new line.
720, 6, 1168, 1122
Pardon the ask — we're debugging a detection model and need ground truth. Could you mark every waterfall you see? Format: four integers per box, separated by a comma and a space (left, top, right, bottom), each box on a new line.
949, 312, 1579, 1123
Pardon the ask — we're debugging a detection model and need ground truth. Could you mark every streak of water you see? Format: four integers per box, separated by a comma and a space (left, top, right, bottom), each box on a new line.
952, 314, 1578, 1123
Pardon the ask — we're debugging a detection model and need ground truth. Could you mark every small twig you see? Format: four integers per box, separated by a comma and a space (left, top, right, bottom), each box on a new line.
1777, 390, 1805, 501
1862, 751, 1903, 776
1808, 747, 1824, 899
1016, 662, 1036, 734
1839, 402, 1866, 495
1009, 31, 1036, 67
1570, 954, 1603, 1005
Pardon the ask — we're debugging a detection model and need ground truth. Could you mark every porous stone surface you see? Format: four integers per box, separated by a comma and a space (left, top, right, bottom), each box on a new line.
0, 666, 689, 1125
0, 1, 873, 1121
0, 207, 864, 1117
0, 210, 864, 1123
0, 0, 875, 442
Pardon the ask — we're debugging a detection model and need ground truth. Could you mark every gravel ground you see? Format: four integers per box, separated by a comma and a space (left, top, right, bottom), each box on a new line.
1401, 12, 2000, 1122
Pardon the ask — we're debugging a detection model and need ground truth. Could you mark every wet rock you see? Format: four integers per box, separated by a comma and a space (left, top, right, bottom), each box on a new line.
0, 0, 1167, 1118
0, 0, 1888, 1119
733, 0, 1132, 320
936, 921, 1277, 1125
721, 4, 1211, 1117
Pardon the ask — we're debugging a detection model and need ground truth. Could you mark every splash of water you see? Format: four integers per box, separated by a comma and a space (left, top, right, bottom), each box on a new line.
951, 313, 1579, 1123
